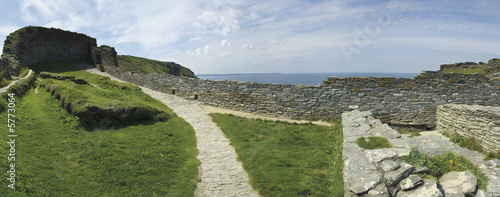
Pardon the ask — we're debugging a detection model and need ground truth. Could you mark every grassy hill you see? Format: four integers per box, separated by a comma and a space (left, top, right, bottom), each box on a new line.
0, 62, 200, 196
117, 55, 197, 78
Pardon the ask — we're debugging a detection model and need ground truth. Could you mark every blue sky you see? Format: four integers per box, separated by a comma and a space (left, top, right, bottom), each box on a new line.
0, 0, 499, 74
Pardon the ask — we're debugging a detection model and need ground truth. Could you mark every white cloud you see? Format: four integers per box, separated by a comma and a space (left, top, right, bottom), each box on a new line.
196, 45, 212, 55
3, 0, 499, 74
217, 52, 230, 57
0, 25, 20, 37
220, 40, 232, 47
242, 44, 253, 50
269, 40, 289, 45
190, 37, 203, 41
194, 8, 242, 36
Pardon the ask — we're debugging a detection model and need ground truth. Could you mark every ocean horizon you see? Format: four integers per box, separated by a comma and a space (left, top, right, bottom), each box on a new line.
197, 72, 420, 86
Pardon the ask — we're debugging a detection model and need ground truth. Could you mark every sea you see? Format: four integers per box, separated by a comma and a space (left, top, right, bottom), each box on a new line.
197, 73, 420, 86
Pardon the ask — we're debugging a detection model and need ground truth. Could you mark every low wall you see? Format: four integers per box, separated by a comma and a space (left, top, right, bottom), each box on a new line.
437, 104, 500, 152
102, 60, 500, 128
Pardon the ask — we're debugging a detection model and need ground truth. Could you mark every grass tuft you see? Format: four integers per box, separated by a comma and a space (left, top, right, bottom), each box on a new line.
356, 136, 392, 149
402, 148, 488, 190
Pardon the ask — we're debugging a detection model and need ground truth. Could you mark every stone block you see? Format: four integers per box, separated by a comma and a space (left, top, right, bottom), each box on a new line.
439, 171, 477, 197
396, 179, 443, 197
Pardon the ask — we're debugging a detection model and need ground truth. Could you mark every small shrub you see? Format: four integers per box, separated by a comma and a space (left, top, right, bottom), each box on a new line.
357, 137, 392, 149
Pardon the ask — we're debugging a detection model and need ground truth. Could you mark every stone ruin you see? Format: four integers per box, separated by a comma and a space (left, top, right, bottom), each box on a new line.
342, 109, 500, 197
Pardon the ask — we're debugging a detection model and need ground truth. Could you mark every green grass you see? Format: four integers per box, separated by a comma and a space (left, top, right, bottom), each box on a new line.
210, 113, 344, 197
0, 84, 199, 196
402, 148, 488, 190
443, 68, 485, 74
0, 69, 12, 87
33, 61, 170, 125
356, 136, 392, 149
117, 55, 197, 78
18, 66, 29, 78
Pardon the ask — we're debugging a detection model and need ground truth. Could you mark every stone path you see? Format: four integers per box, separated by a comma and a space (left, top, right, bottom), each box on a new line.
0, 69, 32, 93
80, 65, 259, 197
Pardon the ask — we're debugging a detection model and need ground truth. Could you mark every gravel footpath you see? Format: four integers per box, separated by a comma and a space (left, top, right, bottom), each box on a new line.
0, 69, 32, 93
81, 65, 259, 197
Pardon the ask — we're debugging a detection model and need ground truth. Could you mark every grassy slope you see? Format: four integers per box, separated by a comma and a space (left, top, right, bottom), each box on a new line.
0, 70, 12, 87
0, 63, 199, 196
210, 114, 344, 197
117, 55, 197, 78
34, 62, 170, 122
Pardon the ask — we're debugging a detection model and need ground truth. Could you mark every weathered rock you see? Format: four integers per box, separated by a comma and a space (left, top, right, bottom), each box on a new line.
439, 171, 477, 197
475, 189, 493, 197
380, 160, 400, 172
488, 159, 500, 168
344, 158, 381, 194
366, 183, 390, 197
399, 175, 423, 191
414, 167, 429, 174
384, 162, 415, 187
370, 124, 401, 139
396, 179, 443, 197
365, 149, 398, 165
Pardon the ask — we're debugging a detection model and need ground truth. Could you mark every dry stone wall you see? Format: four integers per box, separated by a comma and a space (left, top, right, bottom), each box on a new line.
3, 27, 97, 67
102, 60, 500, 128
437, 104, 500, 152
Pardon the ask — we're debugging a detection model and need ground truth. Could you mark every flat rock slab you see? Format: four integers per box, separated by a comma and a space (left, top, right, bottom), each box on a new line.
344, 157, 381, 194
365, 149, 398, 164
383, 162, 415, 187
439, 171, 477, 197
399, 175, 423, 191
396, 179, 443, 197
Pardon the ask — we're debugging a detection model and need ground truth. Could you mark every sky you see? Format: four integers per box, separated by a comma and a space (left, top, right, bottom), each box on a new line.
0, 0, 499, 75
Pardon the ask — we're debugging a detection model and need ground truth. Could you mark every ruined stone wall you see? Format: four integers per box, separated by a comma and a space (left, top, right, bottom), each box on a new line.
437, 104, 500, 152
102, 64, 500, 128
1, 26, 97, 76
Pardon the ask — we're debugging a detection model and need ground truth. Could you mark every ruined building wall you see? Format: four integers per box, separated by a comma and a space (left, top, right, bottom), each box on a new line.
102, 62, 500, 128
1, 26, 97, 76
437, 104, 500, 152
